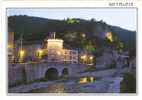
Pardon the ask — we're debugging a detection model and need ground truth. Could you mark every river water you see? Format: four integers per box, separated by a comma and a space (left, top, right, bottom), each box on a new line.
9, 76, 123, 93
29, 76, 123, 93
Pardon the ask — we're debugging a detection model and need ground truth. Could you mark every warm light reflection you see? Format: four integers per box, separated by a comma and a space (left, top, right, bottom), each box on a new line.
79, 77, 95, 84
79, 77, 88, 84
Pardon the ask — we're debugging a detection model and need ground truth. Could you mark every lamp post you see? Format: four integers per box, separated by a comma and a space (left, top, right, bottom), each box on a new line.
18, 34, 25, 63
19, 49, 25, 63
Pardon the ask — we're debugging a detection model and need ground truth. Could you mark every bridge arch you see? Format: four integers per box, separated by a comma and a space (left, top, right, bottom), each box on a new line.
45, 68, 58, 80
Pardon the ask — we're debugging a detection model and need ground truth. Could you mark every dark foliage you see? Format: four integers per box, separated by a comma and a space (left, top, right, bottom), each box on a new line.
120, 72, 136, 93
8, 15, 136, 51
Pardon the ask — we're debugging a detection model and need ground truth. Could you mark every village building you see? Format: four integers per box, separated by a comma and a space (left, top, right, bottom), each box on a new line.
8, 30, 94, 65
15, 40, 45, 62
46, 33, 78, 64
8, 27, 14, 62
13, 33, 79, 64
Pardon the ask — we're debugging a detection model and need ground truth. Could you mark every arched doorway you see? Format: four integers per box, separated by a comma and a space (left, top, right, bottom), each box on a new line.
45, 68, 58, 80
62, 68, 68, 77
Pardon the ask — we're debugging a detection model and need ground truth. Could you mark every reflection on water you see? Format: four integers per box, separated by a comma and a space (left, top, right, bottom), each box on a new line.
31, 83, 65, 93
30, 76, 96, 93
47, 83, 65, 93
79, 76, 95, 84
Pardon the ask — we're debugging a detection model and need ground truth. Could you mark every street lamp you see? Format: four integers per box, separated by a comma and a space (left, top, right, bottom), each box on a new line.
80, 55, 87, 64
89, 56, 93, 60
89, 55, 94, 65
19, 49, 25, 62
81, 33, 86, 38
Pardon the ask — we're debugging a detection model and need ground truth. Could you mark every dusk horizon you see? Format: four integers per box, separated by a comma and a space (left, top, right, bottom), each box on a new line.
7, 8, 137, 31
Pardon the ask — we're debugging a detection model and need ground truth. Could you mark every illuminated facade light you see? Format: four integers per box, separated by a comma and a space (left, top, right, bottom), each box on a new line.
81, 55, 87, 60
81, 33, 86, 38
90, 76, 94, 82
106, 32, 113, 42
80, 54, 94, 65
18, 49, 25, 62
37, 48, 43, 59
89, 56, 93, 60
8, 44, 13, 49
47, 39, 63, 49
57, 51, 61, 56
79, 77, 88, 84
19, 50, 25, 58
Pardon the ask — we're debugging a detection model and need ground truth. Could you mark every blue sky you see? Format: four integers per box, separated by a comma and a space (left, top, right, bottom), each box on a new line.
7, 8, 137, 31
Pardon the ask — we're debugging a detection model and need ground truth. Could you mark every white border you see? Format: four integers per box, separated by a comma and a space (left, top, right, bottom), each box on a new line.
0, 0, 142, 98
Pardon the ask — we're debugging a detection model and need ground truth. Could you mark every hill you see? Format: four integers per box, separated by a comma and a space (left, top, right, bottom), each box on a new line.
8, 15, 136, 52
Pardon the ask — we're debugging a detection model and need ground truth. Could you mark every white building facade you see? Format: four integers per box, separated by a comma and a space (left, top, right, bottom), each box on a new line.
46, 37, 78, 64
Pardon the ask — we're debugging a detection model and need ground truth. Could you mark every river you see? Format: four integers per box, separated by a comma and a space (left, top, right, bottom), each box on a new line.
9, 76, 123, 93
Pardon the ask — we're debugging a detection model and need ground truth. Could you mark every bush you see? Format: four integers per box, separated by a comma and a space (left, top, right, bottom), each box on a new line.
120, 72, 136, 93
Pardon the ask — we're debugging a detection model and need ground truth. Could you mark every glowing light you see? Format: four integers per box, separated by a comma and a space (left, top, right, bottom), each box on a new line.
47, 39, 63, 49
81, 33, 86, 38
81, 55, 87, 60
37, 48, 43, 58
90, 77, 94, 82
19, 49, 25, 59
79, 77, 88, 84
89, 56, 93, 60
8, 44, 13, 48
57, 51, 61, 55
106, 32, 113, 42
79, 77, 95, 84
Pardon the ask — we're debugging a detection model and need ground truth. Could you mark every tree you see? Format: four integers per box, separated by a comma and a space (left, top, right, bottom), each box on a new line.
120, 72, 136, 93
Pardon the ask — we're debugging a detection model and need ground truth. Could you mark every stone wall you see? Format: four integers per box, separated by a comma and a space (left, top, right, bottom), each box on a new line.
8, 64, 25, 86
8, 63, 86, 85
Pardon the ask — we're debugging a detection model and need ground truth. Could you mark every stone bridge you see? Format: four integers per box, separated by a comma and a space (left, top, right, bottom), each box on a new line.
8, 62, 86, 85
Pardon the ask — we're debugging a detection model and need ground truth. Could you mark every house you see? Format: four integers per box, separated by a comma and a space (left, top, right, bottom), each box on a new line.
46, 33, 78, 64
8, 27, 14, 62
13, 32, 94, 65
15, 40, 45, 62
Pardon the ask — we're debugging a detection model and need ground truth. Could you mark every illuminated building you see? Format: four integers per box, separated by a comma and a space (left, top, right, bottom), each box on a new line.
15, 40, 44, 62
14, 32, 93, 65
8, 27, 14, 62
63, 49, 78, 64
79, 51, 94, 65
47, 33, 78, 64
